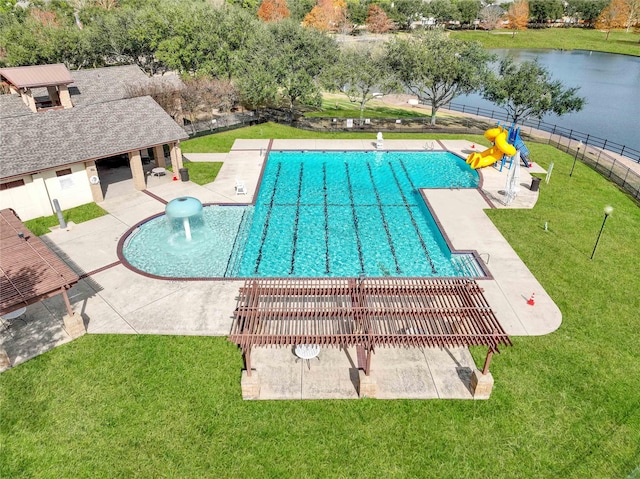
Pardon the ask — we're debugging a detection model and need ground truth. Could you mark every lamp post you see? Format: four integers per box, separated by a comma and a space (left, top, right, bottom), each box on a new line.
570, 141, 582, 177
590, 205, 613, 260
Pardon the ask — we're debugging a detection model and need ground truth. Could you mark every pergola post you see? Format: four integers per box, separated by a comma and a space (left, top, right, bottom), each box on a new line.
471, 347, 495, 399
365, 346, 373, 376
240, 345, 260, 400
62, 288, 74, 317
244, 346, 252, 376
358, 344, 377, 398
0, 347, 11, 372
61, 287, 85, 338
482, 348, 494, 375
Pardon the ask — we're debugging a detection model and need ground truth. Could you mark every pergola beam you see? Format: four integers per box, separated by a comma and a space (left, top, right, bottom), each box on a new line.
229, 278, 512, 375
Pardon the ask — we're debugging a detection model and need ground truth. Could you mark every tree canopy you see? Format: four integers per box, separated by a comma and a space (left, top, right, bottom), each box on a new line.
595, 0, 631, 39
482, 57, 586, 124
238, 20, 338, 116
385, 31, 493, 125
323, 46, 397, 125
507, 0, 529, 34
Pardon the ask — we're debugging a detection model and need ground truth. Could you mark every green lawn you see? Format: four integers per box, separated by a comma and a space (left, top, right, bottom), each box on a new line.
168, 161, 223, 185
305, 96, 433, 119
23, 203, 108, 236
450, 28, 640, 56
181, 122, 489, 153
2, 128, 639, 477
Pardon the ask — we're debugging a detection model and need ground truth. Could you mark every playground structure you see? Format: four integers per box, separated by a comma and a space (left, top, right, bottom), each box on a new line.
466, 124, 531, 170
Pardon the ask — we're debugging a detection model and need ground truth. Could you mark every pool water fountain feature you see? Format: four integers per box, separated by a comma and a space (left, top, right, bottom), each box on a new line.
165, 196, 204, 243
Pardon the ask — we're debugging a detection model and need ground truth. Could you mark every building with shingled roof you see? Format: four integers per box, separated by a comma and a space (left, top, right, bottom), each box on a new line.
0, 64, 188, 220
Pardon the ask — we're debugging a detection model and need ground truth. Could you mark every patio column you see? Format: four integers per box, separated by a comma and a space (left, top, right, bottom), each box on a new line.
129, 150, 146, 191
154, 145, 166, 168
85, 160, 104, 203
169, 142, 183, 173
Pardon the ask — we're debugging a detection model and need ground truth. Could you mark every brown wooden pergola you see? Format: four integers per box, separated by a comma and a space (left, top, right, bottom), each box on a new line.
229, 277, 512, 377
0, 209, 79, 317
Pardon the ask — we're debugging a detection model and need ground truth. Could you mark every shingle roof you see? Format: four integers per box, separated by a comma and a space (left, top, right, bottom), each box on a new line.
0, 94, 31, 119
0, 64, 74, 89
0, 65, 182, 119
68, 65, 151, 107
1, 96, 188, 179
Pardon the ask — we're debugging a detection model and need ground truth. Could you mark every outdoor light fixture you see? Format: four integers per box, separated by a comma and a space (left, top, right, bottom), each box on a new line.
590, 205, 613, 260
570, 141, 583, 177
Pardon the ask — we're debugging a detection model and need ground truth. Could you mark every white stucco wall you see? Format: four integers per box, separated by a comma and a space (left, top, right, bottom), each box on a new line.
0, 164, 94, 221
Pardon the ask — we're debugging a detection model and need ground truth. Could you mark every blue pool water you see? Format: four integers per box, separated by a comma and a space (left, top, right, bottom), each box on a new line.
122, 150, 481, 278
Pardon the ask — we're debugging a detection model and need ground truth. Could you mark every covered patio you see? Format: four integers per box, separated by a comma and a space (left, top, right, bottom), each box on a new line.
229, 277, 512, 400
0, 208, 81, 370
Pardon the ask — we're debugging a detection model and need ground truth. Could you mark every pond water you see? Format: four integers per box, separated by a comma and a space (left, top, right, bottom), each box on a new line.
458, 49, 640, 152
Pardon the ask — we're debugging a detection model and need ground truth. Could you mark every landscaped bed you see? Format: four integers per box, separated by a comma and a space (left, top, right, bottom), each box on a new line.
2, 127, 639, 478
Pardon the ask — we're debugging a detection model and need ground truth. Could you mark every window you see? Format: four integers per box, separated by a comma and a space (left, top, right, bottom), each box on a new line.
0, 179, 25, 190
56, 168, 72, 177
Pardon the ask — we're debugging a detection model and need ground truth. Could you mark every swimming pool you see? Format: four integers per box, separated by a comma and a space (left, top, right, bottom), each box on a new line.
121, 150, 483, 278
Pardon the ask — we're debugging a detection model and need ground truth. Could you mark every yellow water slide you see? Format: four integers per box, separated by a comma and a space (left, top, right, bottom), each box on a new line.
466, 126, 517, 169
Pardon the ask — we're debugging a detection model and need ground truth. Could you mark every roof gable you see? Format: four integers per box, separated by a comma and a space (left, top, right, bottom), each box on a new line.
0, 64, 73, 89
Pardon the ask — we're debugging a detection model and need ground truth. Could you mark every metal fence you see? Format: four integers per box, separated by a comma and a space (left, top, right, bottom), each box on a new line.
547, 135, 640, 201
184, 112, 263, 137
443, 101, 640, 164
440, 102, 640, 200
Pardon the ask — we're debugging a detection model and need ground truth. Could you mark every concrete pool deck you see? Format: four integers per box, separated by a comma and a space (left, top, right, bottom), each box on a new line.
1, 139, 561, 400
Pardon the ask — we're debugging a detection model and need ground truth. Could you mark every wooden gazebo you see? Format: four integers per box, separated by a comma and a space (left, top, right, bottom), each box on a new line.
229, 277, 512, 377
0, 209, 79, 318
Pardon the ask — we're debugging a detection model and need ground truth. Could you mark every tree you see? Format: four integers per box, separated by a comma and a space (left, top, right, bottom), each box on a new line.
89, 5, 171, 74
385, 31, 493, 125
302, 0, 347, 31
624, 0, 640, 31
479, 4, 504, 30
366, 4, 394, 33
566, 0, 608, 25
346, 0, 368, 26
238, 20, 338, 118
155, 5, 258, 78
529, 0, 564, 23
323, 46, 397, 125
388, 0, 428, 30
125, 78, 183, 120
288, 0, 316, 21
507, 0, 529, 36
257, 0, 291, 22
482, 57, 585, 125
595, 0, 631, 39
226, 0, 261, 13
428, 0, 459, 24
456, 0, 482, 25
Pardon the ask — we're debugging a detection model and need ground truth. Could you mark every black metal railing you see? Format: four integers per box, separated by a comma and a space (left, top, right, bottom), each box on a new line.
442, 101, 640, 164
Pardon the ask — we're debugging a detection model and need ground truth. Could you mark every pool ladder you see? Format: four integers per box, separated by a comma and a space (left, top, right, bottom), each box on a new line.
451, 254, 484, 277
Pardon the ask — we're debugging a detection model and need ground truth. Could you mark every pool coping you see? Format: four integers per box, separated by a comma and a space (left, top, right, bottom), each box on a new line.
117, 147, 494, 282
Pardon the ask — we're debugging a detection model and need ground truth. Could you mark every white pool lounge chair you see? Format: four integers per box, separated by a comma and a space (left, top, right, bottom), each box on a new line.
235, 179, 247, 195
